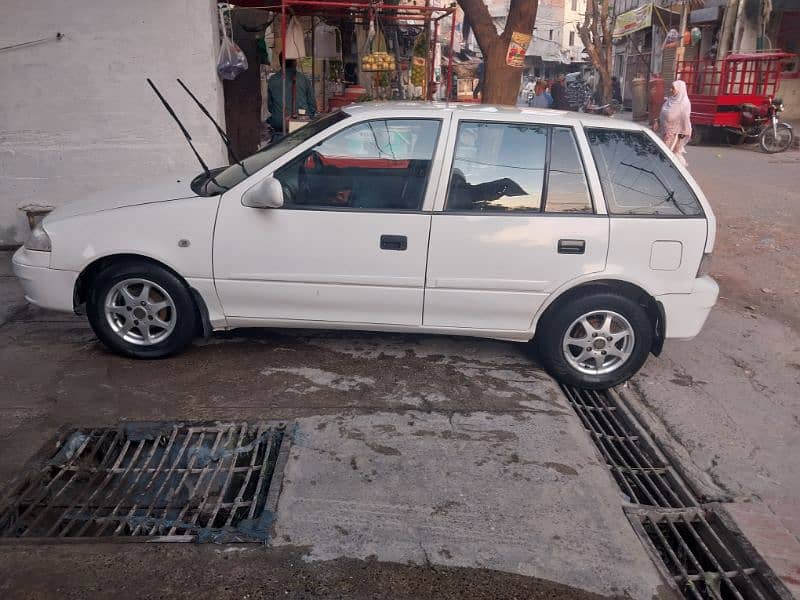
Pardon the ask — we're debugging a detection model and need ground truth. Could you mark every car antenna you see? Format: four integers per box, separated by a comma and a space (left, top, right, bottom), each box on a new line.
176, 78, 249, 176
146, 78, 228, 191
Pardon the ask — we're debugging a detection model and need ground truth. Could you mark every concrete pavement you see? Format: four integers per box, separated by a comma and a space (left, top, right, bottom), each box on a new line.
0, 253, 670, 599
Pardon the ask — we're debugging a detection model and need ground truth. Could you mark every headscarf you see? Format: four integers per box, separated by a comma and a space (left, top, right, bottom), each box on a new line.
660, 79, 692, 136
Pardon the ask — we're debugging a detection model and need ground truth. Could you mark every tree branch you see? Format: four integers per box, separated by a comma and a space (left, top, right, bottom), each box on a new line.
457, 0, 499, 54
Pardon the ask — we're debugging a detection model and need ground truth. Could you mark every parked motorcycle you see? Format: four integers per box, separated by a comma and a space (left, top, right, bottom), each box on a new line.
527, 90, 535, 107
727, 98, 793, 153
579, 94, 622, 116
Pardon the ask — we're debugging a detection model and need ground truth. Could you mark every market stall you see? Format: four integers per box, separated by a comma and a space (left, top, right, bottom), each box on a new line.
223, 0, 457, 146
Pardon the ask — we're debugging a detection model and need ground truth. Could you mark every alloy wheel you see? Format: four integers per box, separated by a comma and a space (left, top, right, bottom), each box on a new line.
104, 278, 176, 346
562, 310, 635, 375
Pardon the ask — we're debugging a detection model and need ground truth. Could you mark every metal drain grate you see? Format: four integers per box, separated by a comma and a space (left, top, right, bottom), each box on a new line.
560, 385, 696, 508
560, 385, 788, 600
631, 508, 776, 600
0, 421, 291, 542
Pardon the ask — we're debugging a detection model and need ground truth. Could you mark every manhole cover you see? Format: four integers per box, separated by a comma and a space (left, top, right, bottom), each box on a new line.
0, 421, 291, 542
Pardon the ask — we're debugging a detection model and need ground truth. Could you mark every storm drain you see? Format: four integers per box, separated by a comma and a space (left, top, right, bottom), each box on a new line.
560, 385, 787, 600
0, 421, 291, 543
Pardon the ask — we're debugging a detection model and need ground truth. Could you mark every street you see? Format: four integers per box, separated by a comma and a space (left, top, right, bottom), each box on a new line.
1, 140, 799, 599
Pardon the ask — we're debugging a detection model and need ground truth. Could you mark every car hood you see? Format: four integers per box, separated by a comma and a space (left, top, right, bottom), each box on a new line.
44, 173, 201, 223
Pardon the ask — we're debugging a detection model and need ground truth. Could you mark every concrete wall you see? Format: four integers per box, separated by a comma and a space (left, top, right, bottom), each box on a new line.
778, 78, 800, 120
0, 0, 227, 246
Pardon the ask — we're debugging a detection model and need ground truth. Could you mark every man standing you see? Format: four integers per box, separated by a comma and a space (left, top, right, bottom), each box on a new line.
550, 74, 568, 110
473, 60, 485, 99
267, 55, 317, 134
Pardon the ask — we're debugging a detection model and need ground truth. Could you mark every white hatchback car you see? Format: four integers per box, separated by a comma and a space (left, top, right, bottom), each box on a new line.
13, 103, 718, 388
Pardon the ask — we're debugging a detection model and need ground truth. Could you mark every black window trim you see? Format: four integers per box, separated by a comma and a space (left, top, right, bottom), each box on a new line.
442, 119, 597, 217
584, 126, 706, 219
272, 117, 444, 214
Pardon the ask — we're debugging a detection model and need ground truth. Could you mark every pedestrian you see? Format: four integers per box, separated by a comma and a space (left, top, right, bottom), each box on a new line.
532, 80, 550, 108
522, 77, 536, 104
267, 54, 317, 135
473, 60, 485, 99
658, 79, 692, 167
612, 76, 622, 103
550, 74, 568, 110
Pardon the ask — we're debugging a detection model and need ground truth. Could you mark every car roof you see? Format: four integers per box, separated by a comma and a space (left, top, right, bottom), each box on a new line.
343, 101, 646, 131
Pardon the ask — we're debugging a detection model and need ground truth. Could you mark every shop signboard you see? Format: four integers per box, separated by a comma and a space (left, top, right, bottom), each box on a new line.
612, 3, 653, 38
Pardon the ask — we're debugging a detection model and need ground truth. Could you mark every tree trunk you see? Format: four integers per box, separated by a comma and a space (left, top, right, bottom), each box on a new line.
458, 0, 538, 105
481, 39, 527, 105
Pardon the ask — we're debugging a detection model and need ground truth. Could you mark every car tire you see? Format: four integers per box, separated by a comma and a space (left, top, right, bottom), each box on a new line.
86, 261, 197, 359
535, 289, 653, 389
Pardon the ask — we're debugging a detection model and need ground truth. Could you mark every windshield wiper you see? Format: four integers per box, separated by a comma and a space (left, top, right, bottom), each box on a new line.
619, 161, 686, 215
147, 79, 228, 192
177, 78, 249, 178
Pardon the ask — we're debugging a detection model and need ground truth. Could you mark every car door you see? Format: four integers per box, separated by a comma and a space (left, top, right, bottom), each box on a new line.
423, 116, 609, 333
213, 115, 446, 327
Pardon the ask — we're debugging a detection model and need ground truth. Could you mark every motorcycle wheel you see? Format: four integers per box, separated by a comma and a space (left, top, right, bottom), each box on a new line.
760, 122, 793, 153
689, 126, 706, 146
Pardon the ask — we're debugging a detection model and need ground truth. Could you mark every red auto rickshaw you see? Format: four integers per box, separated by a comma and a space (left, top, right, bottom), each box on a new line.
675, 51, 796, 152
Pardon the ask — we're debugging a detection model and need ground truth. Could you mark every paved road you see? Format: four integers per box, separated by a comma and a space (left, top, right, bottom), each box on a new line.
0, 257, 666, 599
631, 141, 800, 597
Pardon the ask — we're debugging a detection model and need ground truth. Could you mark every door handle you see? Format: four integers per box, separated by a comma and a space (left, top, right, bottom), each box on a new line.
558, 239, 585, 254
380, 235, 407, 251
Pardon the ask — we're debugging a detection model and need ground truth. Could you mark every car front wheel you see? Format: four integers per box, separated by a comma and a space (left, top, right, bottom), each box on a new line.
87, 262, 197, 359
536, 290, 653, 389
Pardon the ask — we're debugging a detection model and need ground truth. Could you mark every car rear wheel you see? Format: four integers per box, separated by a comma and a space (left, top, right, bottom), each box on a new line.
87, 262, 197, 359
536, 290, 653, 389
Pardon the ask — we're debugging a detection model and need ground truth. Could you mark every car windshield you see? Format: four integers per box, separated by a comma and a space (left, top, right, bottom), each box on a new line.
203, 110, 349, 195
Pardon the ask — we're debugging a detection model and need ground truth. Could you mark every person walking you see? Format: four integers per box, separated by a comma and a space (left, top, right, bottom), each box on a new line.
658, 79, 692, 167
267, 55, 317, 135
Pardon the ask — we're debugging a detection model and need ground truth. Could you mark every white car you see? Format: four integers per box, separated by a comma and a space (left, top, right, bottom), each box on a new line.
13, 103, 718, 388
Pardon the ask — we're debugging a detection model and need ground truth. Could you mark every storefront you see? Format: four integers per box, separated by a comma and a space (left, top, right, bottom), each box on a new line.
222, 0, 456, 157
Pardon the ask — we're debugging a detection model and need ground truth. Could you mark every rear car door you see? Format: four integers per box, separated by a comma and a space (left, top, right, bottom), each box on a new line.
423, 116, 610, 332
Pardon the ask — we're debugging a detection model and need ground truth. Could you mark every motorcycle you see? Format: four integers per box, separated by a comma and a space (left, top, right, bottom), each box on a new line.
526, 90, 535, 106
727, 98, 793, 153
579, 94, 622, 116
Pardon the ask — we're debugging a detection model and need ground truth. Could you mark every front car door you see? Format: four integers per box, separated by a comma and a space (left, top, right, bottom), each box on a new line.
213, 111, 447, 327
423, 113, 610, 334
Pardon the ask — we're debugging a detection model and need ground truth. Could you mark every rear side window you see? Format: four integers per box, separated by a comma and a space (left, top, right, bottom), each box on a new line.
585, 128, 703, 216
546, 127, 593, 213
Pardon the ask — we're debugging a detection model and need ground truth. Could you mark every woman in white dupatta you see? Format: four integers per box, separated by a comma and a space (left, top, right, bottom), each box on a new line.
659, 80, 692, 166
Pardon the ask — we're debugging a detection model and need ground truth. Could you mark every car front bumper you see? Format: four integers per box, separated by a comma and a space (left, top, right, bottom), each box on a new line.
656, 276, 719, 340
12, 247, 78, 313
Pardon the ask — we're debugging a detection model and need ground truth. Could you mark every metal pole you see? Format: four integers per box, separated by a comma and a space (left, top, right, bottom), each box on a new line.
432, 20, 439, 100
281, 1, 287, 133
446, 9, 455, 101
311, 16, 316, 114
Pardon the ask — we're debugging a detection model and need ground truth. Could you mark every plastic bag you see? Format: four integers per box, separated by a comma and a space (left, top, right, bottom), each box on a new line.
217, 36, 248, 80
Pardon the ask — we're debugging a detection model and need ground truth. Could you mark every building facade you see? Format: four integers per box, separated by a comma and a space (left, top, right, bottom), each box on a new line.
0, 0, 226, 247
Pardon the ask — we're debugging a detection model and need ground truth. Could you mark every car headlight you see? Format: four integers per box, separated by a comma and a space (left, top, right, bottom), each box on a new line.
24, 223, 52, 252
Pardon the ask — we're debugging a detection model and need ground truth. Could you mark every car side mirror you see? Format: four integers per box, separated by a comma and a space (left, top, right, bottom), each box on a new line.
242, 176, 284, 209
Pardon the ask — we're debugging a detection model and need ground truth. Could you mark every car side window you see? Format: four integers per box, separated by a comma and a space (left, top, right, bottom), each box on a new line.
274, 119, 440, 211
545, 127, 593, 213
585, 128, 704, 216
445, 122, 547, 212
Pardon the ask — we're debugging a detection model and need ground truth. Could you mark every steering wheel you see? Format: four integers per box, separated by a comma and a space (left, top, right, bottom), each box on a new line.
298, 150, 324, 203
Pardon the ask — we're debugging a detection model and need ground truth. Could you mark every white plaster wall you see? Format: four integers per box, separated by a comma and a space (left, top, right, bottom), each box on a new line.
562, 0, 586, 63
0, 0, 227, 246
